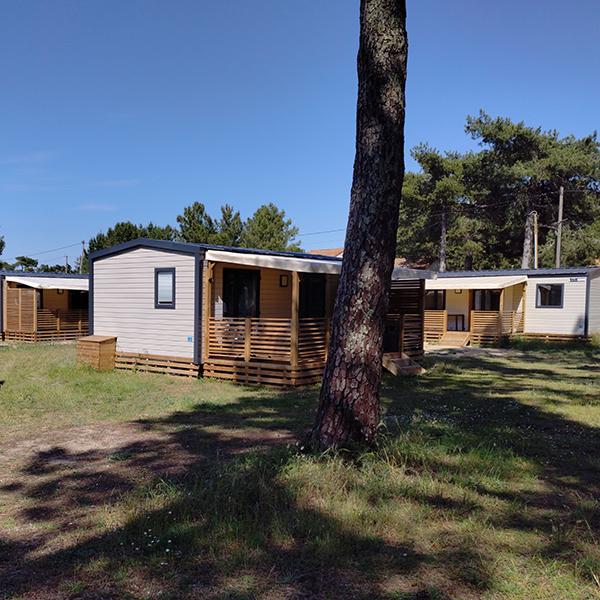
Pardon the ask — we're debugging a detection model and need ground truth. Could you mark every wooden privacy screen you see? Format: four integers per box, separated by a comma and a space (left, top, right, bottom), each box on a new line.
5, 288, 36, 335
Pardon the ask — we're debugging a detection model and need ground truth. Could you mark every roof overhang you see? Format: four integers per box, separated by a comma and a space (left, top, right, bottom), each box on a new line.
426, 275, 527, 290
392, 267, 436, 280
205, 249, 341, 274
206, 249, 435, 279
5, 276, 89, 291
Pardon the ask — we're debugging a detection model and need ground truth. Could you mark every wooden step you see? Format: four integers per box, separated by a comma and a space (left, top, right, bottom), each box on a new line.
382, 352, 425, 376
439, 331, 471, 347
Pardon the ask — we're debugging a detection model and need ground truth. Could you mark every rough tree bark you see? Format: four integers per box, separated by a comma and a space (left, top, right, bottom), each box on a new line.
310, 0, 408, 450
439, 207, 447, 272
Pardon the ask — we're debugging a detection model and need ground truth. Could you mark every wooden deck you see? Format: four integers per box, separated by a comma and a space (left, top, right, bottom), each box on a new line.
3, 287, 88, 342
203, 313, 424, 386
201, 263, 426, 387
425, 309, 524, 345
203, 317, 326, 386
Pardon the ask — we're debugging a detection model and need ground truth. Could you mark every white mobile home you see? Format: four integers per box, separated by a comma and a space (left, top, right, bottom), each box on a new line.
423, 267, 600, 345
89, 239, 433, 384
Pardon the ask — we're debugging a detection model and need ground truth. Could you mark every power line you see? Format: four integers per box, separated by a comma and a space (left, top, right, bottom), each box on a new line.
4, 242, 83, 263
298, 227, 346, 237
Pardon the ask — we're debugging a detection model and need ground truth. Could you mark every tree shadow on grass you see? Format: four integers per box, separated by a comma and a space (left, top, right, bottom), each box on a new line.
0, 438, 477, 599
1, 347, 599, 598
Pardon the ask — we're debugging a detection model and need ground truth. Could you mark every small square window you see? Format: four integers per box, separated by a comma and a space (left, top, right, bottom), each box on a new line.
155, 268, 176, 309
536, 283, 563, 308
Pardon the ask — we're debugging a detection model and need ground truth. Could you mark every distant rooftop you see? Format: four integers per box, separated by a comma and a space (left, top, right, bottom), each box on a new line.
91, 239, 344, 263
436, 267, 600, 278
308, 247, 344, 258
0, 271, 88, 279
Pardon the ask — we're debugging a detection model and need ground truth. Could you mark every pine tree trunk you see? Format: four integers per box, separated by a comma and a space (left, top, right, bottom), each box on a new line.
310, 0, 408, 450
521, 198, 533, 269
439, 207, 447, 272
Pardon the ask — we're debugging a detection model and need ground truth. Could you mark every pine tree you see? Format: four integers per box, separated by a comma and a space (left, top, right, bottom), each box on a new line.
241, 203, 301, 251
177, 202, 217, 243
311, 0, 408, 449
214, 204, 244, 247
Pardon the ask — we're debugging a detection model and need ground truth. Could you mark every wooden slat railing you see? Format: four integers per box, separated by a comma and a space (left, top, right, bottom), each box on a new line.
501, 310, 524, 334
424, 310, 447, 342
208, 317, 246, 357
208, 314, 422, 366
208, 317, 294, 362
298, 318, 328, 362
402, 313, 424, 357
208, 317, 330, 364
250, 318, 291, 361
470, 310, 501, 344
37, 309, 88, 333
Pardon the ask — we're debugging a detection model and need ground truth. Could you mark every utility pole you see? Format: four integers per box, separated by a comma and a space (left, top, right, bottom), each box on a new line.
80, 240, 85, 274
555, 185, 564, 268
65, 256, 69, 273
532, 211, 539, 269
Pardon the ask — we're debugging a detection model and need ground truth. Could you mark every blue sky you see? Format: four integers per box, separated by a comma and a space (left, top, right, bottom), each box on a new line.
1, 0, 598, 264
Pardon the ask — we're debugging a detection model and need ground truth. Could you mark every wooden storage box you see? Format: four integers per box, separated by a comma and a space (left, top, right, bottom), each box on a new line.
77, 335, 117, 371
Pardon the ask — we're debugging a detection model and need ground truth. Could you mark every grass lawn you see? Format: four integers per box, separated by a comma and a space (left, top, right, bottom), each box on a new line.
0, 341, 599, 599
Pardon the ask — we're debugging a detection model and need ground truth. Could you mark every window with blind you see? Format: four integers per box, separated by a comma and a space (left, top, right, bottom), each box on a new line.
154, 268, 176, 309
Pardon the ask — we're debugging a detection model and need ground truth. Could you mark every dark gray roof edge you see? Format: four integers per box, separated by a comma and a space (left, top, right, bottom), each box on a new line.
436, 267, 599, 278
90, 238, 344, 263
0, 271, 89, 279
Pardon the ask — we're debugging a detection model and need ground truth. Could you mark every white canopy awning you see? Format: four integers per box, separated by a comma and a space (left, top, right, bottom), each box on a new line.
5, 276, 89, 291
205, 249, 342, 274
205, 249, 434, 279
426, 275, 527, 291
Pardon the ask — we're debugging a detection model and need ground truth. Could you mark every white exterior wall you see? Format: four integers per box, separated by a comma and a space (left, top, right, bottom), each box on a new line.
445, 289, 469, 330
524, 275, 587, 336
588, 273, 600, 335
93, 248, 196, 359
504, 284, 524, 313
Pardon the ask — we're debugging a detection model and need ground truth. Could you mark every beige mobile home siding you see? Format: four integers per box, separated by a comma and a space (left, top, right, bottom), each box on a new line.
93, 248, 196, 358
524, 276, 587, 336
588, 273, 600, 335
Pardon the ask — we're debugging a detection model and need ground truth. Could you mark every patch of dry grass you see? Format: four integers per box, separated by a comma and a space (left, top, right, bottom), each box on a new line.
0, 341, 599, 598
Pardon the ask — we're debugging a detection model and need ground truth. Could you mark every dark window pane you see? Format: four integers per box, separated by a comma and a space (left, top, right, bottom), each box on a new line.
537, 284, 562, 307
300, 274, 326, 318
223, 269, 260, 317
69, 291, 88, 310
425, 290, 445, 310
473, 290, 500, 311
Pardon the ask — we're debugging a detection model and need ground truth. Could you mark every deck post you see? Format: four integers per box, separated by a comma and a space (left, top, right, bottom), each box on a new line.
399, 314, 405, 354
244, 318, 252, 363
18, 289, 22, 331
204, 261, 214, 360
419, 279, 425, 355
33, 293, 38, 334
499, 288, 505, 337
291, 271, 300, 372
57, 309, 61, 333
